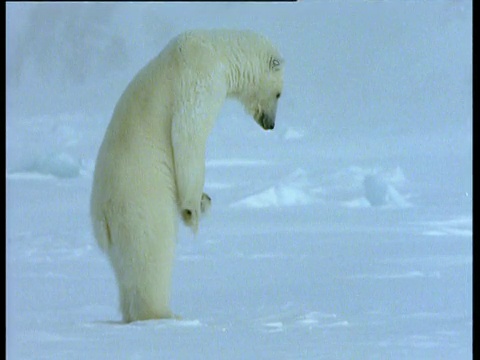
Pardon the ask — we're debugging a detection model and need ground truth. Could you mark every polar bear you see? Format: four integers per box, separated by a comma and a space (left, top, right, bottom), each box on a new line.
90, 29, 284, 322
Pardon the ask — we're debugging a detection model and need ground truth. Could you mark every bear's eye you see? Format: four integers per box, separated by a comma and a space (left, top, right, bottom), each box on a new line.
276, 92, 281, 99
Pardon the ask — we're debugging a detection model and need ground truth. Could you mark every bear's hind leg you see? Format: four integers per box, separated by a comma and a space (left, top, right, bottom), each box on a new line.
119, 283, 175, 322
107, 202, 178, 323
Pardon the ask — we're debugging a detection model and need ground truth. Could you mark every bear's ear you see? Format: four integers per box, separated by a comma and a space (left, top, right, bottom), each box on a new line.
269, 56, 284, 72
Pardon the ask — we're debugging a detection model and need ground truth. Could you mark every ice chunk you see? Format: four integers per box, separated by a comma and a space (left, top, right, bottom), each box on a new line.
363, 172, 411, 208
363, 174, 388, 206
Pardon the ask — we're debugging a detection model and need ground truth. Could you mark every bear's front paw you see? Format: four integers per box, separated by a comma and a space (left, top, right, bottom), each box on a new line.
181, 193, 211, 233
200, 193, 211, 214
181, 208, 199, 233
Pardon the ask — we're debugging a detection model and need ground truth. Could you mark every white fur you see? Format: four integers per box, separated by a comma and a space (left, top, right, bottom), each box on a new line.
90, 29, 283, 322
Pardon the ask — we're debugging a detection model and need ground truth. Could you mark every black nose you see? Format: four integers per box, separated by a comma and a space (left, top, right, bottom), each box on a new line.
259, 113, 275, 130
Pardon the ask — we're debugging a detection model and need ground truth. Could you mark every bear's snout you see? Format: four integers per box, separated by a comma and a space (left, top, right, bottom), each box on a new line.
257, 113, 275, 131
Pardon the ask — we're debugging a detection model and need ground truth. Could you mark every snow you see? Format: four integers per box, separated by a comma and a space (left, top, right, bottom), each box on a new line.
6, 1, 472, 359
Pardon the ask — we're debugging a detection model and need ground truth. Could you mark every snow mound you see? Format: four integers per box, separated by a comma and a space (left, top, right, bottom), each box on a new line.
283, 127, 304, 141
9, 152, 83, 179
31, 152, 82, 178
7, 152, 84, 179
7, 112, 105, 179
231, 169, 316, 208
232, 186, 312, 209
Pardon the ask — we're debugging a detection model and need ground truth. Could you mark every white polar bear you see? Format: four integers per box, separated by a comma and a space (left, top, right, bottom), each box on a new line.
90, 29, 284, 322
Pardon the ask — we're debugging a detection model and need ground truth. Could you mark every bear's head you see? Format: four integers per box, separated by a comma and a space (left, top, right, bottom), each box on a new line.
240, 55, 284, 131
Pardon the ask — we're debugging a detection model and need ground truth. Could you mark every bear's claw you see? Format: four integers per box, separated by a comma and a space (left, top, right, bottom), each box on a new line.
200, 193, 211, 214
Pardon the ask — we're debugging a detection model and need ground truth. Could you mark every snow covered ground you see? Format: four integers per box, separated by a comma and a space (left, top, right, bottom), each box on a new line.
6, 1, 472, 359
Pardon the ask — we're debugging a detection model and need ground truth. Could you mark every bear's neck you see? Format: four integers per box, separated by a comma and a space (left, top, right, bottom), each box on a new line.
211, 32, 268, 97
223, 55, 261, 97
